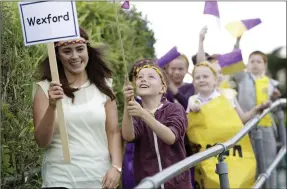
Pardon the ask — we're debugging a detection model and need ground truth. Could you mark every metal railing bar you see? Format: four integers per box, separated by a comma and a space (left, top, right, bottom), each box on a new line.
134, 98, 286, 189
135, 145, 224, 188
253, 146, 286, 189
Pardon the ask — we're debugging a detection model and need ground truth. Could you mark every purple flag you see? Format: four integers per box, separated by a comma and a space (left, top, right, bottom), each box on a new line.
156, 47, 181, 68
121, 0, 130, 9
217, 49, 243, 67
203, 1, 220, 18
241, 18, 262, 30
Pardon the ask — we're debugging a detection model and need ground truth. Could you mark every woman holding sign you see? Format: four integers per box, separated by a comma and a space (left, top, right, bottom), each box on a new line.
33, 27, 122, 189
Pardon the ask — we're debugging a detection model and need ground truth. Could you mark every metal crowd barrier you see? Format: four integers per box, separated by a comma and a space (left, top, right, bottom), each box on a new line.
253, 146, 286, 189
135, 98, 286, 189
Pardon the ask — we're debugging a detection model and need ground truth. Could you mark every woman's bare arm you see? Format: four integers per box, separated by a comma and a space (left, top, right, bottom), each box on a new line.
33, 86, 57, 148
105, 99, 122, 168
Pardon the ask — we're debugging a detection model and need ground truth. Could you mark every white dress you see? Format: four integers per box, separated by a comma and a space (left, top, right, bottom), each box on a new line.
37, 79, 112, 188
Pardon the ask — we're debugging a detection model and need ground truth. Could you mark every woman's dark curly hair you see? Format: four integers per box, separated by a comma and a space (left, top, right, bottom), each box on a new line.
38, 27, 115, 102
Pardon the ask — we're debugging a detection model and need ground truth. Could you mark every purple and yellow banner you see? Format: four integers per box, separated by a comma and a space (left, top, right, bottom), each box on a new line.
217, 49, 246, 75
225, 18, 262, 38
156, 46, 181, 68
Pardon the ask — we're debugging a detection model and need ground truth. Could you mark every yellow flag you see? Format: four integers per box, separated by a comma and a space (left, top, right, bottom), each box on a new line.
225, 21, 247, 38
255, 76, 272, 126
187, 95, 256, 189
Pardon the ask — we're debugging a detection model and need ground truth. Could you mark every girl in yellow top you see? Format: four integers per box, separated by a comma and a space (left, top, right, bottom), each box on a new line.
185, 62, 269, 189
186, 62, 269, 122
231, 51, 281, 188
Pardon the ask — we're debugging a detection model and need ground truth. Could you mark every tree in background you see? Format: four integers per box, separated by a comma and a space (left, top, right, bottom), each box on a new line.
266, 46, 287, 128
1, 1, 156, 188
75, 1, 156, 122
267, 46, 286, 97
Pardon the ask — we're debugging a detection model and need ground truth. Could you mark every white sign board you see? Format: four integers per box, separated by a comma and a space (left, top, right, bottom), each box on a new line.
18, 0, 74, 163
18, 1, 80, 46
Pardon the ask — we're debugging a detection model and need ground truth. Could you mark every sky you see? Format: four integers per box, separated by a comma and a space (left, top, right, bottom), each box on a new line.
130, 2, 286, 82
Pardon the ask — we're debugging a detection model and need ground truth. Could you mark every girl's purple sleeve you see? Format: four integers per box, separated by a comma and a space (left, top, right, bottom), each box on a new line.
162, 103, 187, 141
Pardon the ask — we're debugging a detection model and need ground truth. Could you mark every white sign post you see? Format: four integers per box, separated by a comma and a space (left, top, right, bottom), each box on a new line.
18, 1, 80, 163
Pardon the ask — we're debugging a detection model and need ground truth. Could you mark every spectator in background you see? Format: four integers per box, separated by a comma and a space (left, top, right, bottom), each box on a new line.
165, 55, 195, 110
231, 48, 280, 188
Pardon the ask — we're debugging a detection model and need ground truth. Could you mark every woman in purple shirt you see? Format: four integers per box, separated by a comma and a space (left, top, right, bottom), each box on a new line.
122, 64, 192, 189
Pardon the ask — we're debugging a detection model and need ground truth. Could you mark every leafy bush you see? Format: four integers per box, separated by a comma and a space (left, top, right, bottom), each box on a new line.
1, 1, 155, 188
75, 1, 156, 122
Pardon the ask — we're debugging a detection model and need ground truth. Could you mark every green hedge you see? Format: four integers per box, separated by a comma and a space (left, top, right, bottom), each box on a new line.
1, 2, 156, 188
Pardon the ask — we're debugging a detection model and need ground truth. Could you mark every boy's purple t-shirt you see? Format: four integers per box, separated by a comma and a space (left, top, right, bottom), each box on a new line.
132, 102, 192, 189
122, 84, 196, 189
